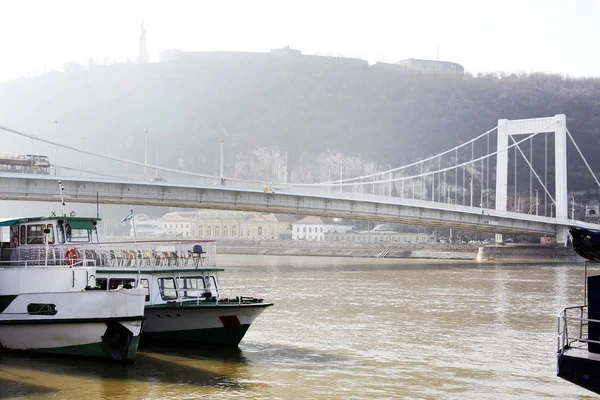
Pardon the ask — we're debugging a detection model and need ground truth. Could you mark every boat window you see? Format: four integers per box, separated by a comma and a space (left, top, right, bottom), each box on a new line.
158, 278, 177, 300
27, 303, 57, 315
19, 225, 26, 245
109, 278, 135, 290
46, 224, 54, 244
67, 228, 91, 243
27, 224, 45, 244
57, 224, 65, 243
96, 278, 107, 290
176, 277, 206, 298
140, 279, 150, 301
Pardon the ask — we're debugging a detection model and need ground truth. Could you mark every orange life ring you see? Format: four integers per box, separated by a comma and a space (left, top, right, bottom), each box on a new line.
65, 248, 77, 265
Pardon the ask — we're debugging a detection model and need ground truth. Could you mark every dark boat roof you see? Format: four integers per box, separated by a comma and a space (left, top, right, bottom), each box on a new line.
570, 227, 600, 262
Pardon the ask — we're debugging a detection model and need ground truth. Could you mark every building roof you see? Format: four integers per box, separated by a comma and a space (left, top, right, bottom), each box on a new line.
294, 216, 351, 226
161, 211, 197, 221
372, 224, 396, 232
294, 216, 324, 225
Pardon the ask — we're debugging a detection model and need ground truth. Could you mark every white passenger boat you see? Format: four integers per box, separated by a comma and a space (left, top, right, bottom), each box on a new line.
98, 265, 272, 346
0, 216, 146, 361
1, 214, 273, 347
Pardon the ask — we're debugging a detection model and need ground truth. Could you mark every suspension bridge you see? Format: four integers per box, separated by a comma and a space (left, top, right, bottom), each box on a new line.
1, 114, 599, 245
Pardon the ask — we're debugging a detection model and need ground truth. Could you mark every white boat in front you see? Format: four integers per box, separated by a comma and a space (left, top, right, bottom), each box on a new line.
1, 214, 273, 347
0, 216, 147, 361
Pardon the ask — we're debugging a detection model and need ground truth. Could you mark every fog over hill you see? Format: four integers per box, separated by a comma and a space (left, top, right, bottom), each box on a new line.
1, 52, 599, 198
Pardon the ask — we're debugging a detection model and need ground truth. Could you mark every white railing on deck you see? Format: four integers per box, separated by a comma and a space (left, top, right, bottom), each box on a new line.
0, 240, 217, 269
557, 305, 600, 353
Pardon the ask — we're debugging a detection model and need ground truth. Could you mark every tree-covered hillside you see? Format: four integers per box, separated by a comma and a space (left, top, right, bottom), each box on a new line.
0, 56, 599, 193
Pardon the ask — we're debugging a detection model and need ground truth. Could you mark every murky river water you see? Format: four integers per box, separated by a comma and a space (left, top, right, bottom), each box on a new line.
0, 255, 597, 399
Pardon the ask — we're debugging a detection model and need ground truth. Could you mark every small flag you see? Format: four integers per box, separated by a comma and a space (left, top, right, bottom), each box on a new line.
121, 209, 134, 223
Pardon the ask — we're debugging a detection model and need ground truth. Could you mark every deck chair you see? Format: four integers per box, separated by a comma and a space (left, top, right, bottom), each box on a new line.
192, 245, 206, 267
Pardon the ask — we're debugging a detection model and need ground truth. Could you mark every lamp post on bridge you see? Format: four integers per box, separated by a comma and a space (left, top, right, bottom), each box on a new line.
54, 120, 58, 176
469, 177, 473, 207
79, 136, 85, 176
339, 158, 343, 194
144, 130, 148, 180
535, 189, 539, 216
284, 148, 288, 184
388, 164, 392, 199
156, 145, 159, 178
219, 140, 224, 180
571, 196, 575, 220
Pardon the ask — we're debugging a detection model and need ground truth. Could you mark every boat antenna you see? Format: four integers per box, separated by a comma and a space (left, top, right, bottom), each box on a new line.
96, 192, 99, 218
58, 180, 66, 216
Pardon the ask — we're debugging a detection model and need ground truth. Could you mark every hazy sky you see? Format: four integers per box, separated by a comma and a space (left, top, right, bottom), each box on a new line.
1, 0, 599, 82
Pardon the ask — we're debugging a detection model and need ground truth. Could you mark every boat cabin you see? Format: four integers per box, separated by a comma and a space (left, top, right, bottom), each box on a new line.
0, 216, 216, 268
96, 268, 225, 306
0, 216, 100, 265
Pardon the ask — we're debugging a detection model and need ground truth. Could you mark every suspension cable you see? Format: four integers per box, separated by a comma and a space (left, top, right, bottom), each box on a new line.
318, 125, 499, 184
510, 136, 556, 205
566, 128, 600, 188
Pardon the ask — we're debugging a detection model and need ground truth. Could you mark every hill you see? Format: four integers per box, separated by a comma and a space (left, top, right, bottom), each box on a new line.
1, 53, 599, 196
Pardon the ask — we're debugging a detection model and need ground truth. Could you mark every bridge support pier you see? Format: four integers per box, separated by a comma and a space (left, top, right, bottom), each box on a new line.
495, 114, 568, 245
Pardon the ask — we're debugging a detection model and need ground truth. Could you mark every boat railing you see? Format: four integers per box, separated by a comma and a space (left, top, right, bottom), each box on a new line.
557, 305, 600, 353
6, 240, 216, 269
153, 286, 267, 306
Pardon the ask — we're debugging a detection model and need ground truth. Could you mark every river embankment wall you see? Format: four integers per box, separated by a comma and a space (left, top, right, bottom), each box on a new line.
215, 239, 583, 263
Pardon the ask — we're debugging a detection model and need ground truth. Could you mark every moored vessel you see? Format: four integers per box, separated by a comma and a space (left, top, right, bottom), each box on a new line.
1, 213, 273, 347
0, 216, 146, 361
557, 227, 600, 393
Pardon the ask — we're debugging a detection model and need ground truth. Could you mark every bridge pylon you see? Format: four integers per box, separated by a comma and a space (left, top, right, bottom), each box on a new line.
495, 114, 568, 245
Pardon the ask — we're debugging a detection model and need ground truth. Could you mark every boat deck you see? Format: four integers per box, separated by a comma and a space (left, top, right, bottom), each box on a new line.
562, 347, 600, 362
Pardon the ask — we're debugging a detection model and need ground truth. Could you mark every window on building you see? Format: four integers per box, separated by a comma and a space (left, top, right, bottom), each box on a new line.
309, 227, 312, 233
303, 227, 306, 233
232, 227, 237, 237
258, 226, 263, 236
223, 226, 228, 237
207, 226, 212, 236
320, 227, 323, 233
187, 224, 189, 228
214, 226, 220, 237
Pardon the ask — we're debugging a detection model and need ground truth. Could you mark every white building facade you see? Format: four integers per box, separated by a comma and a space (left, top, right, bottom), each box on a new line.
292, 216, 353, 241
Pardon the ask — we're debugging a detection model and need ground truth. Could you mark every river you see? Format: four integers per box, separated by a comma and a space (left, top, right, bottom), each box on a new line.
0, 255, 596, 399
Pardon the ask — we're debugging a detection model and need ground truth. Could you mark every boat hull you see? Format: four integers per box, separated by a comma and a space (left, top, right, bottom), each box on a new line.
0, 320, 142, 361
0, 289, 145, 361
142, 302, 272, 346
558, 348, 600, 395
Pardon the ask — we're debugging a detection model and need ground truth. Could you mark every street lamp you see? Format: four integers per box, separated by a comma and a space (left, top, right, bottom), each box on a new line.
219, 140, 224, 179
79, 136, 85, 176
284, 148, 288, 184
469, 177, 473, 207
388, 164, 392, 199
339, 158, 343, 193
155, 145, 160, 178
535, 189, 539, 216
571, 196, 575, 220
54, 120, 58, 175
144, 130, 148, 179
